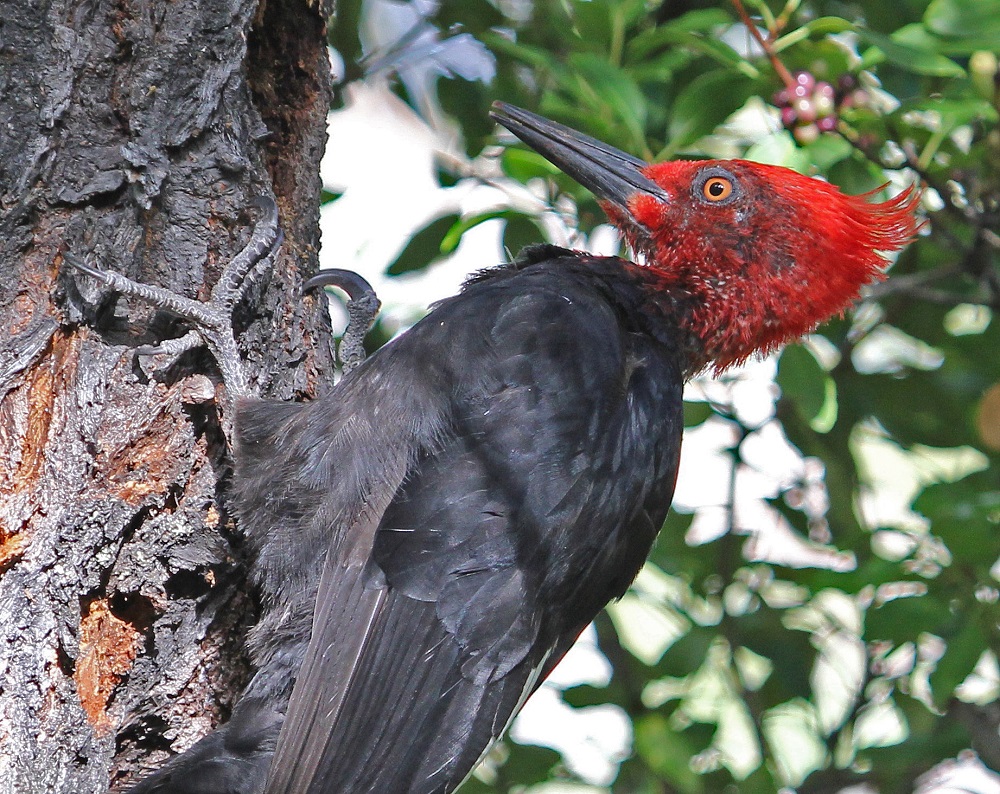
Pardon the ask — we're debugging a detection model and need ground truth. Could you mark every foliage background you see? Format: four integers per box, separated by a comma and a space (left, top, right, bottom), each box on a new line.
326, 1, 1000, 791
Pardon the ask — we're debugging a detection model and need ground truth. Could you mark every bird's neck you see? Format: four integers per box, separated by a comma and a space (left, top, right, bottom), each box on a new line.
504, 247, 786, 375
562, 256, 710, 376
625, 261, 795, 375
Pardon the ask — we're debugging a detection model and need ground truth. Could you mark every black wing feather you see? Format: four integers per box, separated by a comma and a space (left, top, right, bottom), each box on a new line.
265, 260, 684, 794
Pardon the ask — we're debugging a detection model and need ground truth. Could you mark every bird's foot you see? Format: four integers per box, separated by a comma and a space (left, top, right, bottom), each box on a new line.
67, 197, 282, 401
303, 269, 380, 374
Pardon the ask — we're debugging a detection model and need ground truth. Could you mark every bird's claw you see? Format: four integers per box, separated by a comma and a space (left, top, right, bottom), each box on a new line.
304, 269, 381, 374
66, 197, 284, 402
64, 255, 112, 284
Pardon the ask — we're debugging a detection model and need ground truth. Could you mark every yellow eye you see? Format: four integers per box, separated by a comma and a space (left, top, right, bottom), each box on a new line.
703, 176, 733, 202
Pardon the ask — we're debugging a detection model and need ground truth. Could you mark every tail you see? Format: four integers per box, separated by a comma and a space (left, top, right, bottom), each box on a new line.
265, 589, 542, 794
126, 698, 281, 794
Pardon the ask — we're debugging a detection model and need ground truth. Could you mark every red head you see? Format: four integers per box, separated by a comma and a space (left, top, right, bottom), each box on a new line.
490, 103, 920, 371
622, 160, 919, 369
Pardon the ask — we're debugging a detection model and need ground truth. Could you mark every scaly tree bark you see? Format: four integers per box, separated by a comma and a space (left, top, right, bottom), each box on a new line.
0, 0, 336, 791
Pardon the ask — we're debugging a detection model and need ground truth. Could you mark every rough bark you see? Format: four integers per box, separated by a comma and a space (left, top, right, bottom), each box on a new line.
0, 0, 336, 791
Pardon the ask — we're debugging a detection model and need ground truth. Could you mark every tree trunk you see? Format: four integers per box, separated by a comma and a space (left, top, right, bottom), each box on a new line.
0, 0, 336, 791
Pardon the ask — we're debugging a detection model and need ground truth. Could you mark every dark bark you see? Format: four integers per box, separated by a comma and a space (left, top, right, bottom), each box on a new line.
0, 0, 335, 791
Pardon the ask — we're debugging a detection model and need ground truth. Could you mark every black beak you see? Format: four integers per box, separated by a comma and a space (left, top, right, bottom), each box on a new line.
490, 102, 668, 214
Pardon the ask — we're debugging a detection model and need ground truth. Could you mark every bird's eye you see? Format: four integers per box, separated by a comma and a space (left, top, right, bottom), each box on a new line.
692, 166, 740, 206
702, 176, 733, 202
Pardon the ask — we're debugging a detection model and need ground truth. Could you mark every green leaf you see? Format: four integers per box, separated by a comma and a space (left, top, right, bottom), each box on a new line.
668, 70, 753, 149
857, 28, 966, 77
888, 21, 1000, 56
628, 8, 734, 60
386, 214, 460, 276
437, 0, 504, 35
914, 471, 1000, 561
779, 38, 855, 83
689, 36, 759, 77
633, 714, 706, 793
684, 400, 714, 427
826, 155, 889, 194
929, 618, 988, 708
500, 147, 561, 184
571, 0, 614, 51
777, 346, 829, 426
866, 592, 953, 645
803, 134, 853, 172
924, 0, 1000, 39
327, 0, 363, 85
435, 163, 460, 188
909, 96, 1000, 131
440, 209, 554, 262
773, 16, 856, 51
648, 510, 702, 580
438, 77, 493, 158
566, 52, 648, 151
562, 683, 607, 709
744, 131, 811, 172
482, 33, 567, 75
438, 211, 503, 255
502, 214, 546, 258
492, 741, 563, 785
736, 609, 815, 701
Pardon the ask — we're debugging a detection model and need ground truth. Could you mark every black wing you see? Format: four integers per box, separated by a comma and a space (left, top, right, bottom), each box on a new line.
265, 261, 684, 794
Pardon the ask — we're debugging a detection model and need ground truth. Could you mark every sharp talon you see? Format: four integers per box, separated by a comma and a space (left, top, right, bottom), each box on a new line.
303, 269, 378, 305
64, 253, 111, 283
305, 269, 381, 374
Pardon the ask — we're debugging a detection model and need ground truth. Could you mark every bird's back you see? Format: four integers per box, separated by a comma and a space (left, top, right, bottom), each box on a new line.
263, 249, 687, 793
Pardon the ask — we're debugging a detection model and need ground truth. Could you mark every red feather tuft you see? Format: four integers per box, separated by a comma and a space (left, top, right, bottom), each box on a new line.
848, 182, 924, 259
611, 160, 921, 372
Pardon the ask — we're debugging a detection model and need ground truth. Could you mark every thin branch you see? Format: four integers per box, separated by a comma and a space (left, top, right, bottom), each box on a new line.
730, 0, 796, 90
836, 119, 974, 238
863, 265, 962, 298
875, 283, 999, 309
865, 264, 1000, 309
837, 123, 1000, 307
981, 227, 1000, 252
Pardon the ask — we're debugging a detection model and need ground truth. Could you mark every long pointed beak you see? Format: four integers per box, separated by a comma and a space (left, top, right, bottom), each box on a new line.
490, 102, 668, 213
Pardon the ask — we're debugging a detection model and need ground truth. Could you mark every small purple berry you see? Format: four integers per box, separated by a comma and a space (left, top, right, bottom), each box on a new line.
781, 106, 797, 127
815, 82, 836, 101
837, 74, 857, 94
794, 97, 817, 123
817, 115, 837, 132
857, 132, 879, 150
814, 88, 836, 117
794, 123, 820, 144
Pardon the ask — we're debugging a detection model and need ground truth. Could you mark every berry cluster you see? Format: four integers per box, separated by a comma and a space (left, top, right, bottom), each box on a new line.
774, 72, 868, 144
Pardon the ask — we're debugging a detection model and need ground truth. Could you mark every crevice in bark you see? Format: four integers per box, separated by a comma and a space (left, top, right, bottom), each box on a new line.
247, 0, 338, 400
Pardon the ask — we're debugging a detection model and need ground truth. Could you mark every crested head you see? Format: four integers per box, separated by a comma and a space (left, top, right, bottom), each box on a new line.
489, 103, 921, 372
616, 160, 920, 370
